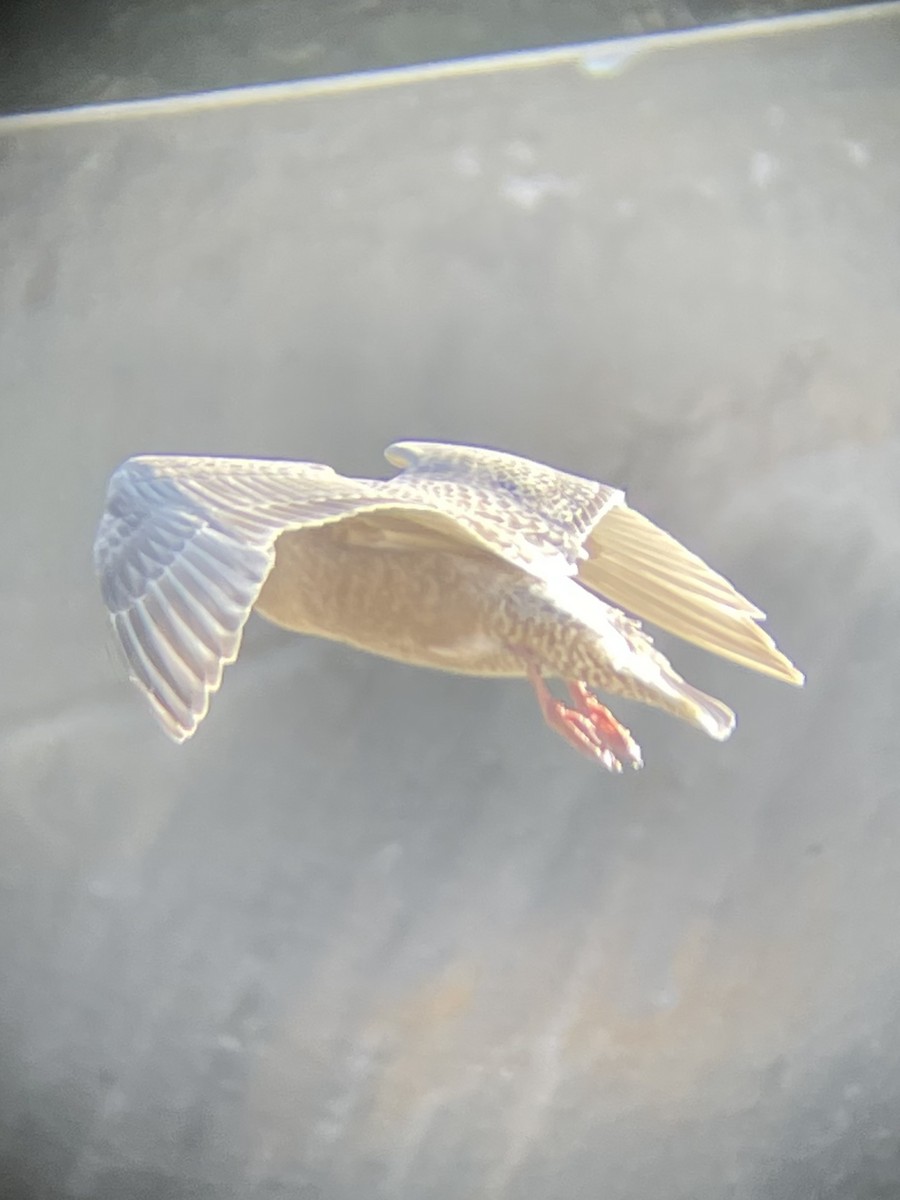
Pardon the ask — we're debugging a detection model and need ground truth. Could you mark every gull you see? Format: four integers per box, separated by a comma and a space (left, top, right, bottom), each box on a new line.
93, 441, 803, 771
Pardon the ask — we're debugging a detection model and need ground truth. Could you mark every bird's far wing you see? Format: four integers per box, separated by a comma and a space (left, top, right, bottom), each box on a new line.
579, 502, 805, 685
93, 454, 453, 742
383, 440, 623, 579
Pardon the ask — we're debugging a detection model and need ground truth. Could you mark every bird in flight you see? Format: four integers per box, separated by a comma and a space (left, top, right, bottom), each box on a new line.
93, 441, 803, 771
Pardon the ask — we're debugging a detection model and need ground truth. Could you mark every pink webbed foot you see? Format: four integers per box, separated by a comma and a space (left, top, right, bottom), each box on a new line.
525, 666, 643, 772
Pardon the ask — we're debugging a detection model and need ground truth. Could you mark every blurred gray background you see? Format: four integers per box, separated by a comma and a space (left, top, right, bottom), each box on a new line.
2, 2, 900, 1199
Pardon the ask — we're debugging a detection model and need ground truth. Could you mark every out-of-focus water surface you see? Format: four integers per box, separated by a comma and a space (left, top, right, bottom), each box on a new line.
1, 0, 864, 114
2, 3, 900, 1199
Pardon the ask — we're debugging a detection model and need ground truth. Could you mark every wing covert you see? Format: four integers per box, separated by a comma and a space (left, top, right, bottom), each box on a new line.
384, 440, 623, 577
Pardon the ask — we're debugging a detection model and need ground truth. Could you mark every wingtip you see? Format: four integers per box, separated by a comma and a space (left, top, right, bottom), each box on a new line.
143, 685, 199, 744
163, 722, 194, 745
783, 663, 806, 687
750, 639, 805, 688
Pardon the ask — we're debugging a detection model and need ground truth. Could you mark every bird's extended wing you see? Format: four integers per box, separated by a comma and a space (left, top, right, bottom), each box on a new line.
94, 455, 407, 741
578, 502, 804, 685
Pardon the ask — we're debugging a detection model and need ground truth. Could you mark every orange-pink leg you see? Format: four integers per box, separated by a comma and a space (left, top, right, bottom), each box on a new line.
525, 665, 643, 772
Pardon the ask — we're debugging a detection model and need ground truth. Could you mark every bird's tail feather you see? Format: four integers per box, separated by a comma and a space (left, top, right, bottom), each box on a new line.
666, 678, 735, 741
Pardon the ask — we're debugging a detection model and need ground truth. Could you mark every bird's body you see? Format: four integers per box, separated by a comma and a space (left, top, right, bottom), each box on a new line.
256, 521, 521, 676
94, 441, 803, 770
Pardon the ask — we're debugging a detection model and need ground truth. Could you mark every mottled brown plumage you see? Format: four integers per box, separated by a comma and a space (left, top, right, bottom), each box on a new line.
93, 441, 803, 770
